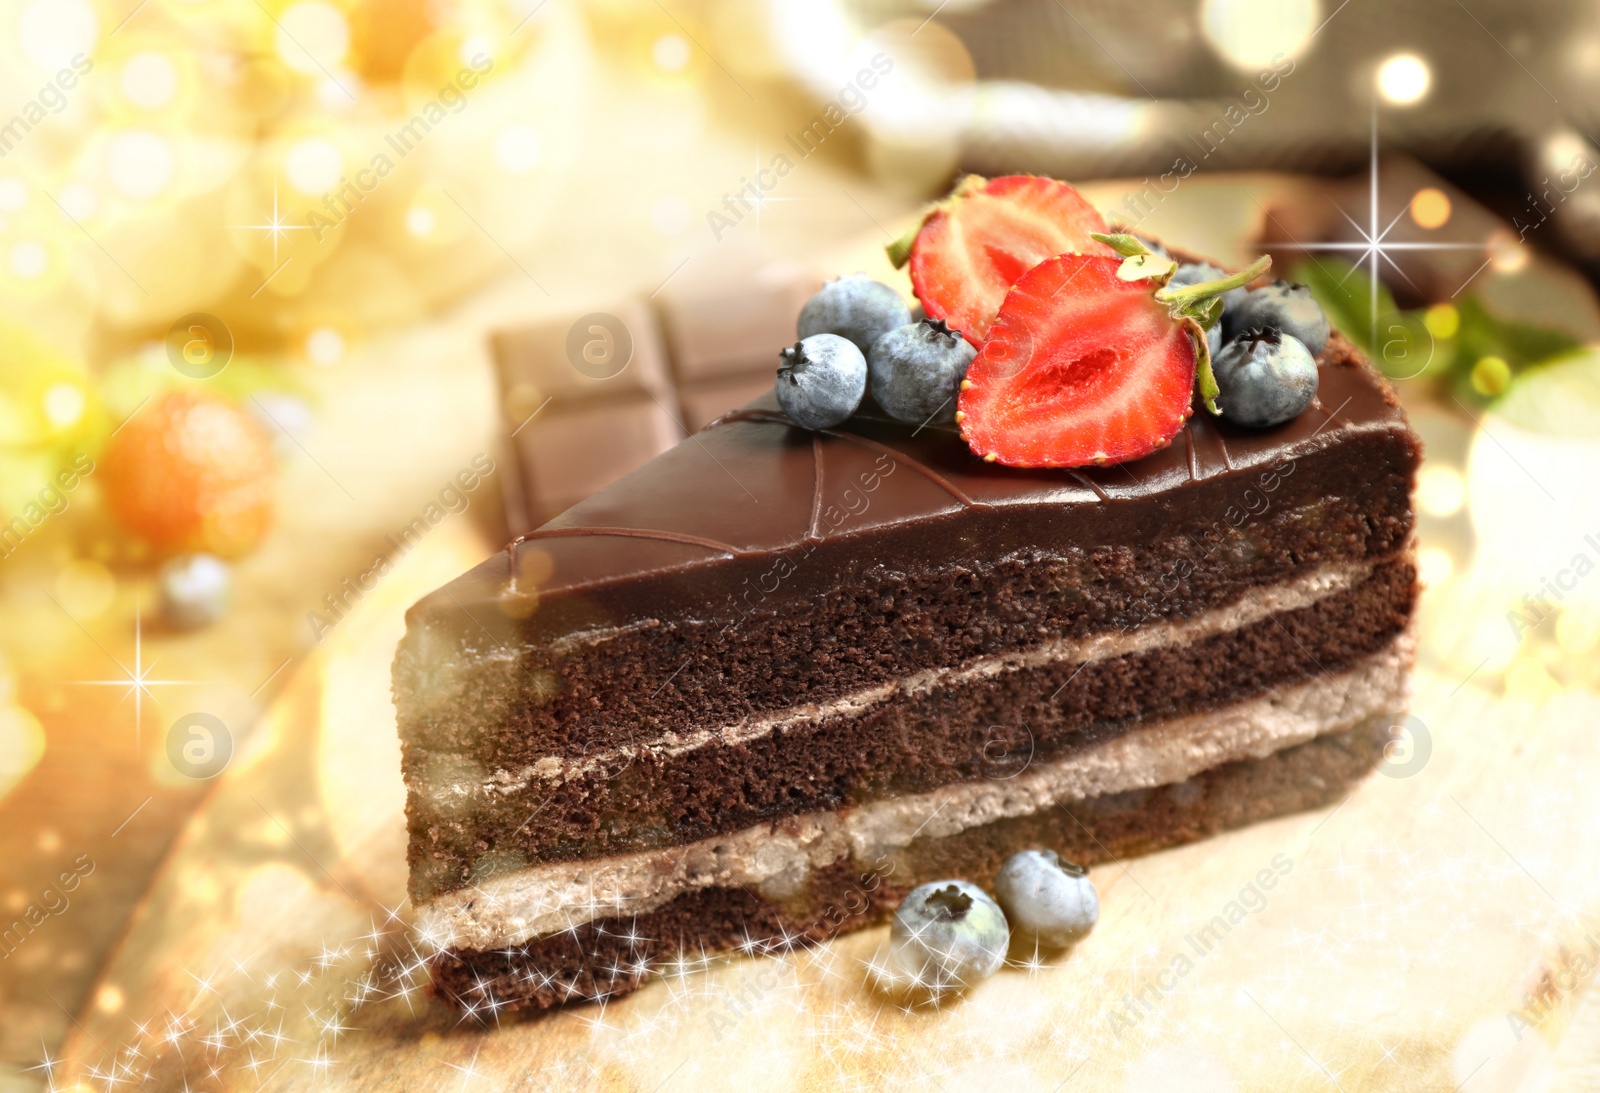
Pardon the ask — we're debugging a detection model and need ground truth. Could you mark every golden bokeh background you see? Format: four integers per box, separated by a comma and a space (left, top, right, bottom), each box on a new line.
2, 1, 1600, 1090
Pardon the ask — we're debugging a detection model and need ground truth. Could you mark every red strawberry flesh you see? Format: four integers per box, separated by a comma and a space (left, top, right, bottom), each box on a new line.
908, 175, 1116, 344
957, 253, 1197, 468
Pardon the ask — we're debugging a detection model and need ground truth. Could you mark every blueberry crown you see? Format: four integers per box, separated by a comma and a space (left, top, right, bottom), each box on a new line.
925, 884, 974, 921
920, 317, 962, 342
777, 341, 808, 374
1240, 327, 1285, 351
1046, 851, 1088, 878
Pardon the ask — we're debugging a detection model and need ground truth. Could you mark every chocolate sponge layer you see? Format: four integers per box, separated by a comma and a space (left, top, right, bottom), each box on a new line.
430, 718, 1389, 1013
407, 556, 1413, 899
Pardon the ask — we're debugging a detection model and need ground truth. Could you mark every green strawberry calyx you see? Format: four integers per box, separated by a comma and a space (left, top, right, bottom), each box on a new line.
1090, 232, 1271, 415
886, 174, 990, 269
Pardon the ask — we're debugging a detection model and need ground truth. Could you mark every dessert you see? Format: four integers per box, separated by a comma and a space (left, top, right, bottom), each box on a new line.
394, 177, 1420, 1012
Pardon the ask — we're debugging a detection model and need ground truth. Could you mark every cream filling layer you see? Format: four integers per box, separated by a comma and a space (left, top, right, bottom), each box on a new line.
479, 561, 1374, 793
419, 630, 1413, 951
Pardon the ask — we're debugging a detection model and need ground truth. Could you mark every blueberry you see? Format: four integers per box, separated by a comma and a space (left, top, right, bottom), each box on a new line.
993, 850, 1098, 950
1223, 280, 1330, 355
775, 334, 866, 430
798, 274, 912, 355
1169, 261, 1248, 315
889, 880, 1009, 994
867, 319, 976, 425
157, 553, 231, 629
1212, 328, 1319, 427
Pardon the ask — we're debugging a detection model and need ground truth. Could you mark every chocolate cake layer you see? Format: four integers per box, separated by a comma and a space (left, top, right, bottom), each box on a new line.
395, 336, 1419, 907
429, 715, 1392, 1013
407, 556, 1413, 897
418, 634, 1410, 950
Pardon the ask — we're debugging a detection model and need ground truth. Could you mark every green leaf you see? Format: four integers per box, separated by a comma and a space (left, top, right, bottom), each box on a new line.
1156, 255, 1271, 307
1188, 318, 1221, 415
1090, 232, 1153, 258
886, 218, 923, 269
1293, 256, 1582, 396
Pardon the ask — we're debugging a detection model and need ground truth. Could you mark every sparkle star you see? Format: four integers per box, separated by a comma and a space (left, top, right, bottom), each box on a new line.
444, 1047, 490, 1088
233, 177, 314, 266
66, 596, 205, 747
1263, 104, 1487, 352
23, 1039, 59, 1084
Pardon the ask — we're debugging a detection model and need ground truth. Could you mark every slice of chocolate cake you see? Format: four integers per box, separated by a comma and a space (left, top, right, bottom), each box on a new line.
394, 329, 1420, 1011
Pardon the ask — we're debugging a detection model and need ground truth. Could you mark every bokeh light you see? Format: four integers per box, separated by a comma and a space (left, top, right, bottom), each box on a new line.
1417, 463, 1466, 517
1200, 0, 1319, 70
1471, 355, 1512, 396
652, 34, 691, 73
494, 125, 543, 173
1424, 303, 1460, 339
107, 130, 175, 199
1377, 53, 1432, 104
1417, 545, 1455, 587
276, 2, 350, 75
305, 326, 346, 366
0, 703, 46, 800
1410, 187, 1451, 229
1489, 229, 1530, 272
285, 136, 344, 195
19, 0, 98, 70
120, 52, 179, 110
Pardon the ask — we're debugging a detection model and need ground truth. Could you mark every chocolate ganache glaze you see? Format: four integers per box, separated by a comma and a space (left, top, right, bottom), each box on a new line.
407, 330, 1412, 641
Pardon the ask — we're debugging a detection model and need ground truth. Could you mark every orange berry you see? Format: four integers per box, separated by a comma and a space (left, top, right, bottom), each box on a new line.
102, 389, 277, 558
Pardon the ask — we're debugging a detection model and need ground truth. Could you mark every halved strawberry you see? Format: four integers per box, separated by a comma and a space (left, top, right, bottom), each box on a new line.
956, 238, 1269, 469
889, 175, 1116, 345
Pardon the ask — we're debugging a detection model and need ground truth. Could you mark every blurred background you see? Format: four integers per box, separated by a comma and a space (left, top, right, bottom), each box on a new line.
3, 0, 1600, 1090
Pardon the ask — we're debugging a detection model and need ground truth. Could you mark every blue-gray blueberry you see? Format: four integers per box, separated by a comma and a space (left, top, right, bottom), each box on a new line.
1223, 280, 1330, 355
798, 274, 912, 355
993, 849, 1098, 949
867, 319, 976, 425
775, 334, 866, 430
1211, 328, 1319, 427
889, 879, 1009, 994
